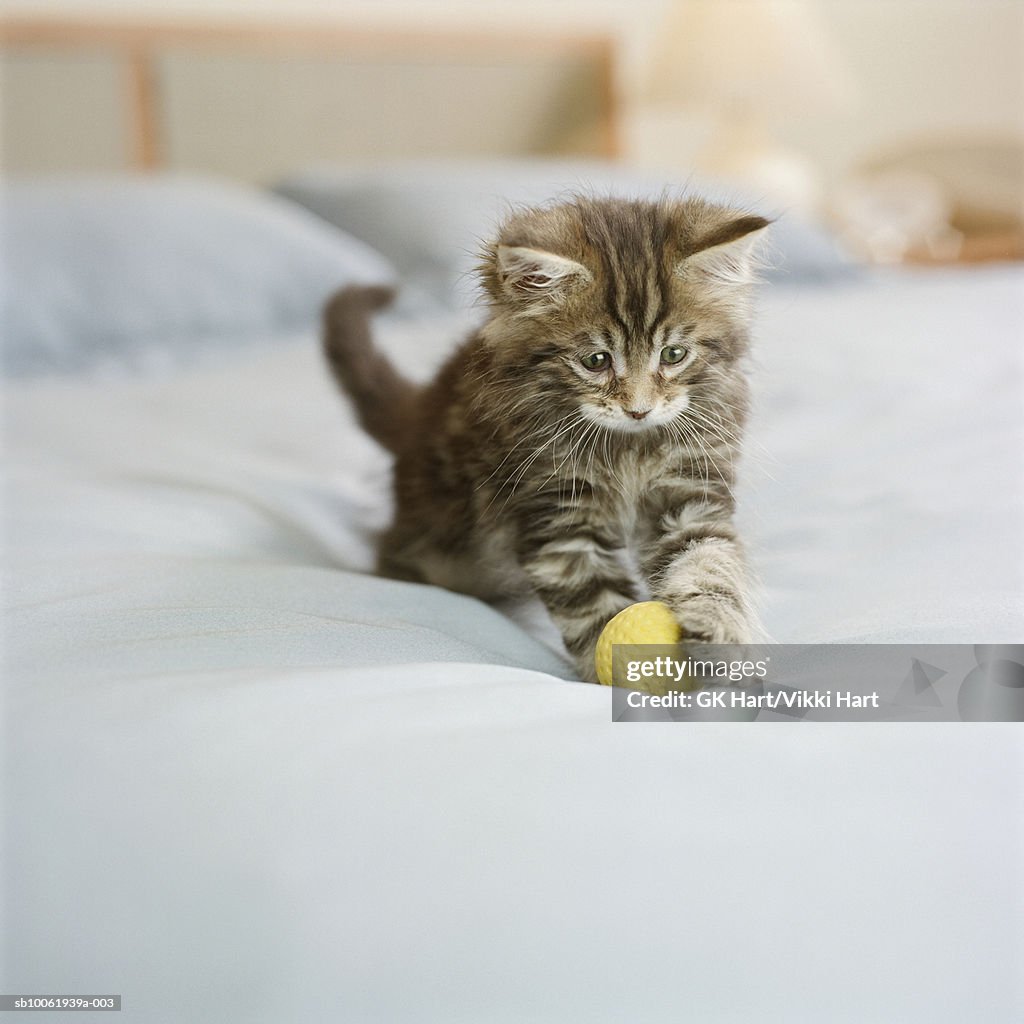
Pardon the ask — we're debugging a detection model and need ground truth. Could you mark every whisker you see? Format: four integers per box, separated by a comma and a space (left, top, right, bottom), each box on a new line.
491, 413, 588, 515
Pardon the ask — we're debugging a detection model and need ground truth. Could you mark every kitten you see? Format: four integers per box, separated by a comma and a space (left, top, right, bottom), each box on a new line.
324, 195, 769, 682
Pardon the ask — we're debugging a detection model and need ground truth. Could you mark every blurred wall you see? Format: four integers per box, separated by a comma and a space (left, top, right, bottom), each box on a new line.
4, 0, 1023, 184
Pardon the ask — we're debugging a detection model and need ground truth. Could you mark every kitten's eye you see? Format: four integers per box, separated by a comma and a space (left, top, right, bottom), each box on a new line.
660, 345, 687, 365
580, 351, 610, 371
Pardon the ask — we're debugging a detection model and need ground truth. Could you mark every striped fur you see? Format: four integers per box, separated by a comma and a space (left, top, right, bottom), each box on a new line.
324, 195, 769, 682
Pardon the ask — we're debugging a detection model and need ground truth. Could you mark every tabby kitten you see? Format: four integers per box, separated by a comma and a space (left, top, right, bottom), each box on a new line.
324, 195, 769, 682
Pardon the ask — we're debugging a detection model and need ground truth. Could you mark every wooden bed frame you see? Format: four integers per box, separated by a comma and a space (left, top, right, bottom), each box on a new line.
0, 17, 621, 178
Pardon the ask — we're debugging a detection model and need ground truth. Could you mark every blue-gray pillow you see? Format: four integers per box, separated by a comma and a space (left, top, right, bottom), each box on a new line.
2, 176, 396, 376
275, 159, 855, 312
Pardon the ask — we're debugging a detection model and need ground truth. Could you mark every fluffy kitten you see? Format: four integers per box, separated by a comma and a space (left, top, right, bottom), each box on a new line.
324, 195, 768, 682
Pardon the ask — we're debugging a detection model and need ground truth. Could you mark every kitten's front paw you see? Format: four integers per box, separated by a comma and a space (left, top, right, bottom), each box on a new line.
672, 595, 754, 645
574, 651, 600, 685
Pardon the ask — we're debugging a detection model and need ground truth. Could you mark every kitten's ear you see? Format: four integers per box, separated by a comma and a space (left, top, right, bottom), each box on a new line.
676, 215, 771, 288
495, 245, 591, 303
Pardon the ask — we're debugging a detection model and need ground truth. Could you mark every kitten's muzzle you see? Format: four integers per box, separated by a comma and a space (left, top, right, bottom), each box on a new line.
625, 408, 652, 420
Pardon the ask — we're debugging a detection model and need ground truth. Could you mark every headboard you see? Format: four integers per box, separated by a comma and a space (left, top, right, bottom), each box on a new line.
0, 17, 621, 182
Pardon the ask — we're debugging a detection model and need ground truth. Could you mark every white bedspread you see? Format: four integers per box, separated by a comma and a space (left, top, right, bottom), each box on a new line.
4, 267, 1023, 1022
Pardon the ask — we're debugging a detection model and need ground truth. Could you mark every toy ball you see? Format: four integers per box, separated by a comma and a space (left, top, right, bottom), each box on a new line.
595, 601, 681, 686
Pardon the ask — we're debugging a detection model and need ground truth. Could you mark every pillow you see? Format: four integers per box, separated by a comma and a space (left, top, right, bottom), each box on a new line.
1, 176, 396, 377
275, 159, 855, 311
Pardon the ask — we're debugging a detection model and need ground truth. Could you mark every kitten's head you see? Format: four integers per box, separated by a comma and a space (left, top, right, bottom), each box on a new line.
478, 195, 769, 433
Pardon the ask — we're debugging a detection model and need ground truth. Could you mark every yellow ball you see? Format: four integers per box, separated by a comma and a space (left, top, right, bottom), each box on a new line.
595, 601, 681, 686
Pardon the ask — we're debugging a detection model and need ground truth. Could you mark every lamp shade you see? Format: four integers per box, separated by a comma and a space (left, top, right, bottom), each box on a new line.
643, 0, 856, 118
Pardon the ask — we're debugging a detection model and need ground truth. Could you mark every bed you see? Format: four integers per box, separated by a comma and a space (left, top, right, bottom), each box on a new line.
3, 162, 1022, 1022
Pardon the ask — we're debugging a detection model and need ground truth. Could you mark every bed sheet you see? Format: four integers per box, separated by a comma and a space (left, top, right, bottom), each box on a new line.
3, 267, 1022, 1022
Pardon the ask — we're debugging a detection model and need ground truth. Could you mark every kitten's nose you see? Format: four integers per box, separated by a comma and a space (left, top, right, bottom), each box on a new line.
626, 408, 651, 420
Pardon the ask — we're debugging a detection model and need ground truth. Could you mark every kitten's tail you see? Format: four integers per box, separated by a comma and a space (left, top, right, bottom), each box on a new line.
323, 285, 418, 454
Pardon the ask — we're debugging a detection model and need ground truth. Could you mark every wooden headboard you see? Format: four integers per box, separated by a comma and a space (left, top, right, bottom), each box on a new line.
0, 17, 621, 182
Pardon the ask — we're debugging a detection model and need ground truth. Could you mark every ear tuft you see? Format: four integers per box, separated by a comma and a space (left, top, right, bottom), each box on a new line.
496, 245, 590, 303
677, 215, 771, 288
